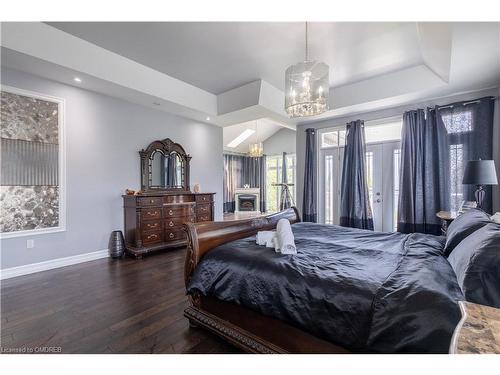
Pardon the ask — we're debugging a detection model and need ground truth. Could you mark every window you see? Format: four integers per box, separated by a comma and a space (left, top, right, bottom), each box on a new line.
444, 109, 472, 212
365, 151, 374, 212
324, 154, 335, 224
0, 86, 65, 238
265, 154, 296, 213
450, 144, 464, 212
393, 149, 401, 231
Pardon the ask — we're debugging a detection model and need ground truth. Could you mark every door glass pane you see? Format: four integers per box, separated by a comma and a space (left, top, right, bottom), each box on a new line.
286, 154, 296, 204
365, 151, 374, 212
393, 149, 401, 231
266, 156, 281, 212
450, 144, 464, 212
325, 154, 334, 224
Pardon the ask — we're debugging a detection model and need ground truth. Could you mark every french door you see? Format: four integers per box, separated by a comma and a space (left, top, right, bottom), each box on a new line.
366, 141, 400, 231
320, 140, 401, 232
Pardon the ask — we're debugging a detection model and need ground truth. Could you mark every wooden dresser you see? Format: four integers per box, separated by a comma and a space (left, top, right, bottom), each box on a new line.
122, 137, 215, 258
123, 192, 215, 258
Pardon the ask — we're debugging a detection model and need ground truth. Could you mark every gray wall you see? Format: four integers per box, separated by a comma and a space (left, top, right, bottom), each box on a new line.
296, 88, 500, 218
263, 128, 296, 156
0, 68, 223, 269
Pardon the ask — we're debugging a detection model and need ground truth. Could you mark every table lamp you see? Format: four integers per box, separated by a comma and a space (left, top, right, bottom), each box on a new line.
462, 159, 498, 209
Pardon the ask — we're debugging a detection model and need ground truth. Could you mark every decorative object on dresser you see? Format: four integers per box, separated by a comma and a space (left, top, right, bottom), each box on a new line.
123, 138, 215, 259
108, 230, 125, 259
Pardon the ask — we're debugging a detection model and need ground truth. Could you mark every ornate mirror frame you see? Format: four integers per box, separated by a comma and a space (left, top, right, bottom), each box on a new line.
139, 138, 191, 193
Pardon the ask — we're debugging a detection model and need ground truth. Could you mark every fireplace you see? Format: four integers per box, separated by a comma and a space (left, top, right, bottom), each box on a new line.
238, 195, 257, 211
234, 188, 260, 213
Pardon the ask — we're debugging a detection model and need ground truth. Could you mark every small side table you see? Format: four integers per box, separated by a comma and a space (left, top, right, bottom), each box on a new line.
436, 211, 458, 235
449, 301, 500, 354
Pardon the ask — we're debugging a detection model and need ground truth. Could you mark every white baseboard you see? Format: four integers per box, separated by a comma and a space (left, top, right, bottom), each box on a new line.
0, 249, 109, 280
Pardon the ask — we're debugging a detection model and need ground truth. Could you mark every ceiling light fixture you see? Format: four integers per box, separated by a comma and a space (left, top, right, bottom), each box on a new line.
73, 77, 82, 83
206, 116, 211, 121
227, 129, 255, 148
248, 121, 264, 158
285, 22, 329, 118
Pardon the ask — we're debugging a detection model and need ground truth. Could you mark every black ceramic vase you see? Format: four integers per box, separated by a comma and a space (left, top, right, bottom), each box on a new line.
109, 230, 125, 259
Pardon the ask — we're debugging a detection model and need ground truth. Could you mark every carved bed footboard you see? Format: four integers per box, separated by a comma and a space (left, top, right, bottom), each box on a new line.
183, 207, 300, 288
181, 207, 349, 353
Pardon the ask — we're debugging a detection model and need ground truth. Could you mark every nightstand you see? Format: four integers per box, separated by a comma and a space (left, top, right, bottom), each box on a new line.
449, 301, 500, 354
436, 211, 458, 235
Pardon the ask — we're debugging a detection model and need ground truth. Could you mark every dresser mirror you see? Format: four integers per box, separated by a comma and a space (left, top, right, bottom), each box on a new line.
140, 138, 191, 193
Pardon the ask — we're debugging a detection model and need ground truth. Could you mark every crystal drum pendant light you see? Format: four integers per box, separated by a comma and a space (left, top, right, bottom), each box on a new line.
285, 22, 329, 118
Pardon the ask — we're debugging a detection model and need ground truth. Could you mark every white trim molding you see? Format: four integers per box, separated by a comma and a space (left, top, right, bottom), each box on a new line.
0, 250, 109, 280
0, 84, 66, 239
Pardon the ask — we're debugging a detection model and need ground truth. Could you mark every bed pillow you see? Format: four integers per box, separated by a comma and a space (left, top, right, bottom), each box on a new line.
444, 209, 491, 256
447, 223, 500, 308
491, 212, 500, 223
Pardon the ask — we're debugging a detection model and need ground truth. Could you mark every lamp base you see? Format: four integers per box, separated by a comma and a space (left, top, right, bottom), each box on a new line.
474, 185, 485, 209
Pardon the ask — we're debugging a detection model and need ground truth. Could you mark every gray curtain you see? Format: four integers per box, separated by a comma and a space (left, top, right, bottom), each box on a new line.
279, 152, 293, 210
438, 98, 495, 213
302, 128, 317, 222
398, 97, 495, 234
223, 154, 266, 213
398, 109, 448, 235
340, 120, 374, 230
223, 154, 243, 212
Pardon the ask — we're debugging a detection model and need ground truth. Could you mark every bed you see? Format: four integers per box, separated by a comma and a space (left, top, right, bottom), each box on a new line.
182, 208, 493, 353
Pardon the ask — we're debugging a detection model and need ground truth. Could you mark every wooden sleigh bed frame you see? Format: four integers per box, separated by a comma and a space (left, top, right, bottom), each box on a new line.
183, 208, 350, 353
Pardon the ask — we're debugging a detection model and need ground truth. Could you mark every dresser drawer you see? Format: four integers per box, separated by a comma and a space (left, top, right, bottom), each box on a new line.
138, 197, 162, 206
141, 208, 162, 220
141, 230, 163, 245
142, 220, 162, 232
196, 213, 212, 222
196, 203, 212, 215
164, 205, 195, 218
164, 216, 195, 229
164, 228, 186, 242
195, 194, 213, 203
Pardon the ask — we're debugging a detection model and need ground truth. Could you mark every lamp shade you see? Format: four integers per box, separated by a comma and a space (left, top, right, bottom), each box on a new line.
462, 160, 498, 185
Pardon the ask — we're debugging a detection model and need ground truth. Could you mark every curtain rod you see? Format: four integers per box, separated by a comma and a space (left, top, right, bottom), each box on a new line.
428, 96, 498, 111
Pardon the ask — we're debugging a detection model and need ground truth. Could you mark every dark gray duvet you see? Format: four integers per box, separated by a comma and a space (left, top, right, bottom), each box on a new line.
187, 222, 464, 353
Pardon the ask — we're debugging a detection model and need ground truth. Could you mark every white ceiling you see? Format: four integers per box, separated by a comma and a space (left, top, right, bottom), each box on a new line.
47, 22, 425, 94
223, 118, 284, 153
2, 22, 499, 129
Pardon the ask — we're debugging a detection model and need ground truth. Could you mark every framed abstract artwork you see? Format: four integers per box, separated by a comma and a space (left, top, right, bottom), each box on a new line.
0, 85, 66, 238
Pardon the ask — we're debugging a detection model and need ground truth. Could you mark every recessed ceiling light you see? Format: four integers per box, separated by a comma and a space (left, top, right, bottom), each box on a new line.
206, 116, 211, 121
227, 129, 255, 148
73, 77, 82, 83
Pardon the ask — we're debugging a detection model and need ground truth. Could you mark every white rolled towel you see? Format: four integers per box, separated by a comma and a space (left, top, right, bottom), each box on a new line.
256, 231, 275, 246
274, 219, 297, 254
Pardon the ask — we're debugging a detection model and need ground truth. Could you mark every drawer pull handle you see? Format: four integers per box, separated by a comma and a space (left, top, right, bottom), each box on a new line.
168, 210, 173, 215
169, 233, 175, 239
147, 234, 157, 240
169, 221, 174, 227
150, 199, 155, 204
148, 223, 158, 229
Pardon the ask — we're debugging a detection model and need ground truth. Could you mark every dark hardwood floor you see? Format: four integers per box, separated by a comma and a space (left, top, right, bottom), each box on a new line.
0, 248, 240, 354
